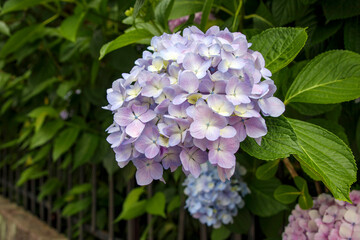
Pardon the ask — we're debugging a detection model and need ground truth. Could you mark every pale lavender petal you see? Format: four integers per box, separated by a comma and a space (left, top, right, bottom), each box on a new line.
169, 133, 181, 146
219, 137, 240, 153
133, 158, 146, 169
188, 160, 202, 178
114, 144, 132, 162
172, 93, 188, 105
131, 104, 148, 116
217, 165, 235, 182
126, 119, 145, 138
193, 138, 209, 151
139, 109, 156, 122
209, 150, 235, 168
114, 108, 134, 126
219, 126, 237, 138
183, 53, 203, 72
179, 70, 199, 93
150, 162, 163, 180
107, 92, 124, 110
189, 121, 207, 139
118, 160, 129, 168
245, 117, 267, 138
145, 144, 160, 158
207, 94, 234, 117
154, 99, 170, 114
136, 167, 153, 185
258, 97, 285, 117
205, 126, 220, 141
191, 147, 208, 164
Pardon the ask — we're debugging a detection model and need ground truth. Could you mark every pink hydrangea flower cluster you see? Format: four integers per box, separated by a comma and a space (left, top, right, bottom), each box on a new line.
104, 26, 285, 186
283, 191, 360, 240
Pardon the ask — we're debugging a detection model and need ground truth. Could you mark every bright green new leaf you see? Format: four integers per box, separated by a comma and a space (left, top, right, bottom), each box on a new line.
344, 16, 360, 54
1, 0, 54, 14
155, 0, 175, 29
52, 127, 80, 160
62, 197, 91, 217
0, 24, 44, 58
67, 184, 92, 196
30, 120, 64, 149
285, 50, 360, 105
17, 166, 48, 186
115, 187, 146, 222
168, 0, 204, 20
288, 118, 357, 202
211, 226, 231, 240
274, 185, 300, 204
294, 176, 313, 209
99, 29, 154, 59
0, 21, 10, 35
245, 178, 287, 217
200, 0, 214, 31
167, 195, 181, 213
59, 11, 86, 42
256, 159, 280, 180
146, 192, 166, 217
241, 116, 300, 160
28, 106, 58, 118
249, 28, 307, 73
73, 133, 99, 169
38, 178, 62, 200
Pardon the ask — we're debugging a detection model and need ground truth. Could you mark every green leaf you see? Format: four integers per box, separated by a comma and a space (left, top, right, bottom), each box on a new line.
67, 184, 92, 196
242, 116, 300, 160
308, 118, 349, 145
294, 176, 313, 209
167, 195, 181, 213
169, 0, 204, 19
52, 127, 80, 160
344, 16, 360, 54
38, 178, 62, 200
59, 11, 86, 42
155, 0, 174, 29
272, 0, 305, 26
256, 159, 280, 180
62, 198, 91, 217
0, 24, 44, 58
288, 118, 357, 202
322, 0, 360, 21
249, 28, 307, 73
225, 208, 251, 234
274, 185, 300, 204
245, 178, 287, 217
22, 77, 58, 102
1, 0, 53, 14
0, 21, 10, 35
17, 166, 48, 186
115, 187, 146, 221
289, 103, 337, 116
73, 133, 99, 169
285, 50, 360, 104
200, 0, 214, 31
30, 120, 64, 149
146, 192, 166, 217
211, 226, 231, 240
99, 29, 154, 60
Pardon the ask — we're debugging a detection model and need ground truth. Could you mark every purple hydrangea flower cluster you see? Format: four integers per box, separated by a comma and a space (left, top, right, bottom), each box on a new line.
283, 191, 360, 240
104, 26, 285, 186
183, 163, 249, 228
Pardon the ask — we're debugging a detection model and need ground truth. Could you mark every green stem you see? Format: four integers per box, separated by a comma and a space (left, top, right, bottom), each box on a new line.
213, 4, 234, 16
231, 0, 243, 32
244, 14, 274, 27
42, 14, 59, 26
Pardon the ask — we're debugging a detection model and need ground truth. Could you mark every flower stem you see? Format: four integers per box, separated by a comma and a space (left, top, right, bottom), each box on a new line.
283, 158, 298, 178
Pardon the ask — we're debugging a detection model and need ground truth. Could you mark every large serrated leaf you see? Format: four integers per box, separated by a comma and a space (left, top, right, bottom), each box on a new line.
322, 0, 360, 21
1, 0, 54, 14
245, 178, 287, 217
99, 29, 154, 60
344, 16, 360, 54
249, 28, 307, 74
241, 116, 300, 161
288, 118, 357, 202
272, 0, 306, 26
285, 50, 360, 104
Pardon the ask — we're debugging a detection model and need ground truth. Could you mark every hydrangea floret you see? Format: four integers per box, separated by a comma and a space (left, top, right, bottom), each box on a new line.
104, 26, 285, 185
183, 163, 249, 228
283, 191, 360, 240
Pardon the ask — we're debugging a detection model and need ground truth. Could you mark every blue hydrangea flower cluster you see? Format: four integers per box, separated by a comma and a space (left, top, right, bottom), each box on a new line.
183, 163, 249, 228
104, 26, 285, 186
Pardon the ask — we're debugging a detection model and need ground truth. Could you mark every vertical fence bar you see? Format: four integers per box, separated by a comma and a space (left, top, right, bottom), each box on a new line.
108, 173, 114, 240
15, 168, 20, 204
67, 165, 72, 239
24, 180, 28, 209
56, 159, 62, 232
91, 163, 97, 233
9, 165, 13, 200
39, 177, 45, 220
147, 184, 153, 240
47, 158, 52, 226
79, 166, 84, 240
31, 179, 36, 213
3, 164, 7, 197
127, 179, 135, 240
200, 224, 207, 240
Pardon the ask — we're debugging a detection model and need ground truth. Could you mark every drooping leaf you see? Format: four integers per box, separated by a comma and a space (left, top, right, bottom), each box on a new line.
344, 16, 360, 54
115, 187, 146, 222
38, 178, 62, 200
99, 29, 154, 59
249, 28, 307, 73
155, 0, 175, 29
167, 195, 181, 213
1, 0, 54, 14
73, 133, 99, 169
67, 184, 92, 196
288, 118, 357, 202
211, 226, 231, 240
245, 178, 287, 217
59, 11, 87, 42
256, 159, 280, 180
272, 0, 306, 26
322, 0, 360, 21
0, 24, 44, 58
285, 50, 360, 104
242, 116, 300, 160
30, 120, 64, 149
17, 166, 48, 186
52, 127, 80, 160
200, 0, 214, 31
146, 192, 166, 217
274, 185, 300, 204
62, 197, 91, 217
0, 21, 10, 35
169, 0, 204, 19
